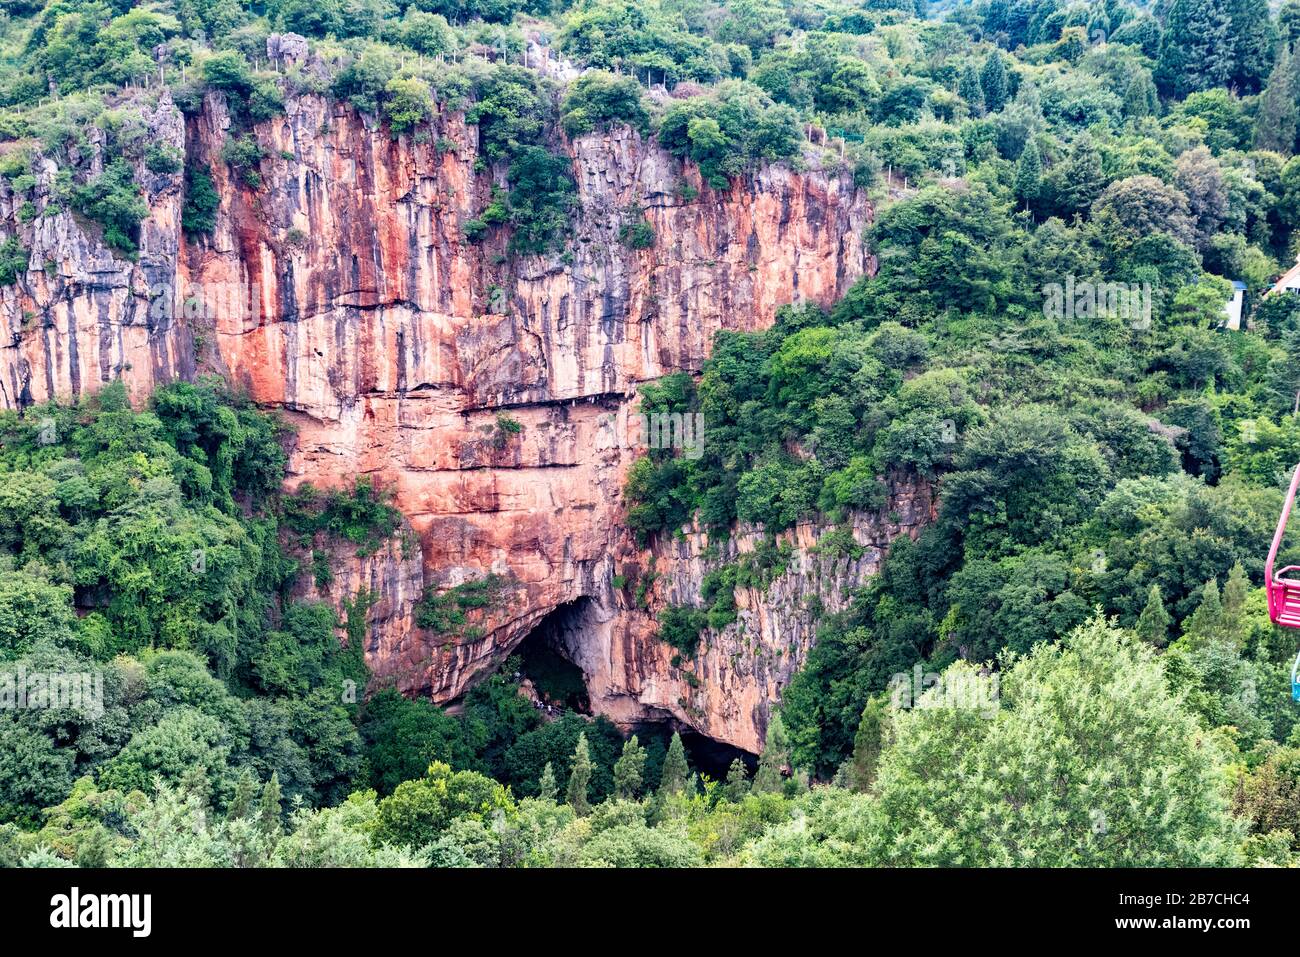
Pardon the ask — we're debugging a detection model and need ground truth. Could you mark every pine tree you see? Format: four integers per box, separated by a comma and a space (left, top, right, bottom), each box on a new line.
1255, 44, 1297, 155
566, 733, 592, 815
849, 696, 891, 792
1155, 0, 1234, 98
1227, 0, 1277, 92
753, 713, 790, 795
228, 767, 258, 820
1054, 135, 1106, 218
1122, 72, 1159, 121
1221, 561, 1250, 645
1135, 583, 1172, 647
612, 734, 647, 800
257, 772, 282, 838
659, 732, 689, 797
958, 63, 984, 115
537, 761, 558, 802
724, 758, 751, 802
1014, 139, 1042, 208
1182, 579, 1225, 646
980, 52, 1009, 112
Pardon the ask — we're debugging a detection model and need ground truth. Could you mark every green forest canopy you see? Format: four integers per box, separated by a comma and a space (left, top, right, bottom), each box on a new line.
2, 0, 1300, 866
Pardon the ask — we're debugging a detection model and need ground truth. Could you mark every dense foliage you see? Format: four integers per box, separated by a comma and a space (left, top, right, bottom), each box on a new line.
5, 0, 1300, 868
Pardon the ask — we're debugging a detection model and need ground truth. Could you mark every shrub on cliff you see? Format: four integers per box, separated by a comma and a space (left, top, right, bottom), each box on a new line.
282, 477, 401, 557
383, 76, 436, 136
67, 158, 147, 255
559, 71, 650, 137
657, 81, 801, 189
181, 165, 219, 236
657, 604, 708, 655
200, 50, 284, 123
503, 146, 576, 254
0, 237, 29, 285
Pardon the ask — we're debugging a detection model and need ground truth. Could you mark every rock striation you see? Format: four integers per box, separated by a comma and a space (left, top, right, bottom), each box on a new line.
0, 45, 921, 751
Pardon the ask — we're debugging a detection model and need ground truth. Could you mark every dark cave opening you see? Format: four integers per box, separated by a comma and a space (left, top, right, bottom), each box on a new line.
517, 598, 594, 714
680, 731, 757, 780
512, 598, 760, 778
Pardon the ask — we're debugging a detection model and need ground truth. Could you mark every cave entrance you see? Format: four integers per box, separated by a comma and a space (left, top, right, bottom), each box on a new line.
517, 598, 596, 714
680, 731, 757, 780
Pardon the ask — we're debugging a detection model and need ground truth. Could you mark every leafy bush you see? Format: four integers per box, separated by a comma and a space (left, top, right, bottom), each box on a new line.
68, 159, 147, 255
282, 478, 401, 557
658, 82, 801, 189
384, 76, 435, 136
619, 217, 655, 249
182, 165, 219, 237
415, 575, 508, 635
657, 605, 708, 655
502, 147, 576, 255
560, 71, 650, 137
0, 237, 28, 285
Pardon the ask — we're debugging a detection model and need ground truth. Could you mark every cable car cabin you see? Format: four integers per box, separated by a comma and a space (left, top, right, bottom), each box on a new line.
1264, 462, 1300, 701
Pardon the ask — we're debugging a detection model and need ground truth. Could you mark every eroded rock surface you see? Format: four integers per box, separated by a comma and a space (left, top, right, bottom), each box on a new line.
0, 57, 910, 750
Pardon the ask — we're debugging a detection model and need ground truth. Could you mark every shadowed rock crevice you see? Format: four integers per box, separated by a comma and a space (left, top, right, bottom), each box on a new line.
517, 598, 598, 714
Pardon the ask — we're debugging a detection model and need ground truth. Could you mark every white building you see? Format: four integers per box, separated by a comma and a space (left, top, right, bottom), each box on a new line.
1223, 280, 1247, 330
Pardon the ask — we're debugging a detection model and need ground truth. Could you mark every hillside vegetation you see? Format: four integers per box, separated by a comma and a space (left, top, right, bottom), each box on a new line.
3, 0, 1300, 866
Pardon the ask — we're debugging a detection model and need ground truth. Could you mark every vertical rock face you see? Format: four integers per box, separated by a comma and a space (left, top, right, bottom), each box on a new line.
0, 58, 906, 751
0, 92, 192, 410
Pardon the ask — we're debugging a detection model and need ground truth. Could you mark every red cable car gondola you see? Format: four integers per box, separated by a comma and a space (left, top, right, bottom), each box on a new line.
1264, 462, 1300, 701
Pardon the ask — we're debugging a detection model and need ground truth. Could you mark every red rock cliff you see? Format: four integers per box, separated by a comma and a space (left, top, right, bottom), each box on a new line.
0, 54, 912, 752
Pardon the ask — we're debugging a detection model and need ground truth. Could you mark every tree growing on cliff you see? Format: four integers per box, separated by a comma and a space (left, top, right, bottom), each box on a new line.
70, 159, 148, 256
566, 733, 592, 815
181, 166, 219, 237
383, 76, 435, 137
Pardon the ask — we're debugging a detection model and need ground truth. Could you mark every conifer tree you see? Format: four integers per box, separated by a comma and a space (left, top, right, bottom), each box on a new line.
958, 63, 984, 115
753, 713, 790, 794
1136, 583, 1172, 647
1227, 0, 1277, 92
1054, 135, 1105, 218
257, 773, 282, 838
1014, 139, 1042, 208
612, 734, 647, 800
980, 52, 1008, 112
1183, 579, 1226, 646
1221, 561, 1250, 645
849, 697, 891, 792
724, 758, 751, 802
537, 761, 558, 802
1156, 0, 1234, 97
1122, 72, 1159, 120
566, 733, 592, 815
659, 732, 689, 797
1254, 44, 1297, 154
228, 767, 258, 820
